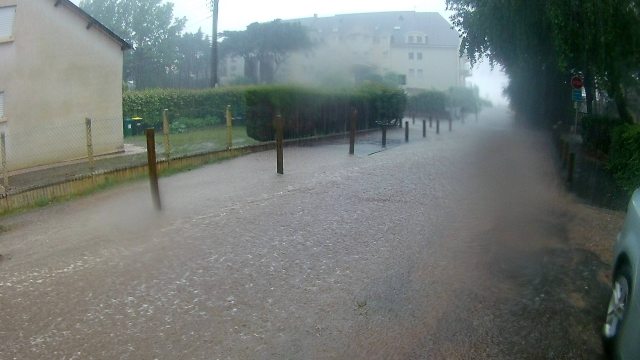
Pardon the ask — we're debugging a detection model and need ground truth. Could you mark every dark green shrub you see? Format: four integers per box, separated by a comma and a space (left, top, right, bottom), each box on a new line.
123, 87, 246, 129
406, 90, 448, 117
608, 124, 640, 194
245, 83, 406, 142
581, 115, 626, 156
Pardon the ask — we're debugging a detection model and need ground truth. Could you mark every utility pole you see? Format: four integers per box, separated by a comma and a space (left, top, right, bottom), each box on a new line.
209, 0, 219, 88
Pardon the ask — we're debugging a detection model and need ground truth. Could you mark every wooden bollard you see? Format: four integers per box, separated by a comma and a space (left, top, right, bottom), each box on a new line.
437, 120, 440, 134
568, 152, 576, 183
163, 109, 171, 159
146, 128, 161, 210
562, 141, 569, 168
423, 120, 426, 138
349, 108, 357, 155
382, 126, 387, 148
399, 118, 403, 128
405, 121, 409, 142
85, 118, 94, 172
226, 105, 233, 149
276, 115, 284, 174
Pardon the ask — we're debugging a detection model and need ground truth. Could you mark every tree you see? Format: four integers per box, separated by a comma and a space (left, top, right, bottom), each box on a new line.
446, 0, 640, 127
79, 0, 186, 90
173, 29, 212, 89
219, 20, 314, 84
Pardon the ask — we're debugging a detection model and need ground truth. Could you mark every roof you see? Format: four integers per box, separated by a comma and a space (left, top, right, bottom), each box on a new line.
55, 0, 132, 50
288, 12, 460, 47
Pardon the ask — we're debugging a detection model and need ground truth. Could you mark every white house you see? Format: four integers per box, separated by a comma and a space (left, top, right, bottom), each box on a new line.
0, 0, 131, 172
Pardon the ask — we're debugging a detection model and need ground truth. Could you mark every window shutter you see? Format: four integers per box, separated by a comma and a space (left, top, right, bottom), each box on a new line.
0, 92, 4, 118
0, 6, 16, 40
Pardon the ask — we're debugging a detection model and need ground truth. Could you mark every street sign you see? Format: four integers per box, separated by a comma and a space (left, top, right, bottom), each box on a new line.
571, 76, 583, 89
572, 89, 583, 102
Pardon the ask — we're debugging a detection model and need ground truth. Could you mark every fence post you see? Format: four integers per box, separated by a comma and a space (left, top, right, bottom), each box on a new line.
349, 107, 356, 155
85, 118, 94, 172
226, 105, 233, 149
405, 121, 409, 142
276, 114, 284, 174
163, 109, 171, 160
423, 120, 426, 138
412, 113, 415, 125
0, 132, 7, 190
568, 152, 576, 183
382, 126, 387, 148
399, 118, 403, 128
437, 120, 440, 134
449, 118, 452, 132
146, 128, 161, 210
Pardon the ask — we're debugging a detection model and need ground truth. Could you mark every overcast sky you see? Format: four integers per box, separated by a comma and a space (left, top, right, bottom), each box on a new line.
71, 0, 509, 104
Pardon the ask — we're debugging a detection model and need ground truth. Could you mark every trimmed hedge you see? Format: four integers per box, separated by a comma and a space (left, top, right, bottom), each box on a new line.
245, 83, 407, 142
406, 90, 448, 117
581, 115, 626, 156
123, 87, 247, 129
608, 124, 640, 194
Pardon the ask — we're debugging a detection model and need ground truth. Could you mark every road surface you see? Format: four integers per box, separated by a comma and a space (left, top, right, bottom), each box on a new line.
0, 107, 624, 359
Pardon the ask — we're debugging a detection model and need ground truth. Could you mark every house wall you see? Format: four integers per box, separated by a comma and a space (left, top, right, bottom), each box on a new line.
390, 45, 460, 92
0, 0, 124, 171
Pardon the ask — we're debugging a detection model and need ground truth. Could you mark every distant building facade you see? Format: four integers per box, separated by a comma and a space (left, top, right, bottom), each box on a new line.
220, 12, 471, 92
0, 0, 130, 171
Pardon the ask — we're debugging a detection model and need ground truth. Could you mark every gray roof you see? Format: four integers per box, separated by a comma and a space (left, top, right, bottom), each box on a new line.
288, 11, 460, 47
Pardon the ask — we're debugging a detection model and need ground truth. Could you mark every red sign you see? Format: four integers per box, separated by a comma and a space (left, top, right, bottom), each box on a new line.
571, 76, 583, 89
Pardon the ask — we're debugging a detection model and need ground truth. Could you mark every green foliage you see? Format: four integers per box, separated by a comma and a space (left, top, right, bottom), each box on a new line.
581, 115, 626, 156
406, 91, 448, 117
123, 88, 246, 129
219, 19, 314, 84
244, 83, 406, 142
608, 124, 640, 194
79, 0, 187, 90
382, 72, 401, 88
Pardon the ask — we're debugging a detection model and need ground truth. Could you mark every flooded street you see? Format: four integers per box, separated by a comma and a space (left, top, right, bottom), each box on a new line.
0, 108, 625, 359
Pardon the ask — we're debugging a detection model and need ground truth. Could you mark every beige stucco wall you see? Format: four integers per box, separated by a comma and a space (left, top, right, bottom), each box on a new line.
390, 45, 460, 92
0, 0, 124, 171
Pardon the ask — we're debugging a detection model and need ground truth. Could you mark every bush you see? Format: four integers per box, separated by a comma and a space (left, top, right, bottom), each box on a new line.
581, 115, 626, 156
245, 83, 406, 142
123, 87, 246, 129
406, 90, 448, 117
608, 124, 640, 194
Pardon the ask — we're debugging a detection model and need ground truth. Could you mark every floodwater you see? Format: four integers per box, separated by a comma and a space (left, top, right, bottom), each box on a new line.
0, 108, 624, 359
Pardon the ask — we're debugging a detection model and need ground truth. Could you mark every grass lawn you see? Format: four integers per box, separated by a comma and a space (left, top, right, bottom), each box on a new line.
125, 125, 261, 156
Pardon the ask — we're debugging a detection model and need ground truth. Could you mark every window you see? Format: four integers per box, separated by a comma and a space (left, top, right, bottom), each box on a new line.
409, 69, 415, 77
417, 53, 423, 60
417, 36, 423, 44
408, 36, 414, 43
0, 6, 16, 42
417, 69, 423, 78
408, 52, 414, 60
0, 92, 4, 118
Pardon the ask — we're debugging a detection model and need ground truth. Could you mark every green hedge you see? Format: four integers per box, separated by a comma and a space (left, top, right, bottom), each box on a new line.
123, 87, 247, 129
581, 115, 626, 155
609, 124, 640, 194
406, 90, 448, 117
245, 83, 406, 142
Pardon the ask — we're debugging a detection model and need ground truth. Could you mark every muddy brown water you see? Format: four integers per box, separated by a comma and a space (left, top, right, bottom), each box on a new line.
0, 108, 623, 359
